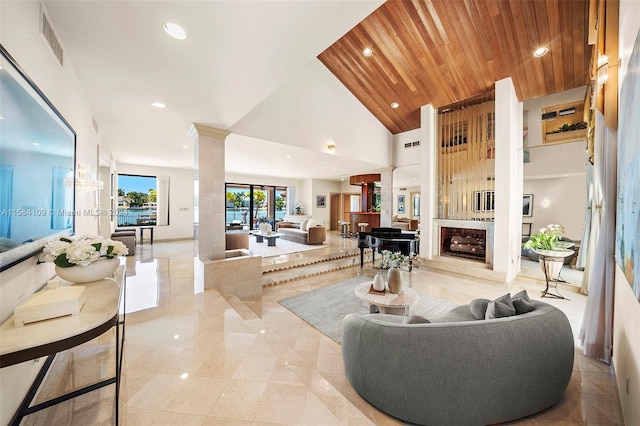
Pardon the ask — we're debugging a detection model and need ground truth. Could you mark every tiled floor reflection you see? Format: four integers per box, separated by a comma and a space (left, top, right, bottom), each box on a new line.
23, 233, 624, 425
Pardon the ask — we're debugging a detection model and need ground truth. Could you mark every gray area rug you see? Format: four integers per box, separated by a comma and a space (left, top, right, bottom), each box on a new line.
278, 276, 458, 343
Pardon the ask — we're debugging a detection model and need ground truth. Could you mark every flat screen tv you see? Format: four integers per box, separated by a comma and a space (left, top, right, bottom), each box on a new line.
0, 44, 76, 272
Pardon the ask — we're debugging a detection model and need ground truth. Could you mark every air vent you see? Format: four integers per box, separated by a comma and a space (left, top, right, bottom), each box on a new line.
40, 7, 64, 66
412, 141, 420, 146
403, 141, 420, 148
92, 117, 99, 133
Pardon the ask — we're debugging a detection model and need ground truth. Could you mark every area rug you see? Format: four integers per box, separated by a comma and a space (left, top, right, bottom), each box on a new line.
249, 237, 325, 258
278, 276, 458, 343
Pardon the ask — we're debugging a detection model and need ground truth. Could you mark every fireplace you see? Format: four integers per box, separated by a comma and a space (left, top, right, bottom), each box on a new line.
440, 227, 486, 262
435, 219, 494, 266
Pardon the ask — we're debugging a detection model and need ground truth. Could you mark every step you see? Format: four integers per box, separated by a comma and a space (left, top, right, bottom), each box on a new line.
261, 249, 374, 287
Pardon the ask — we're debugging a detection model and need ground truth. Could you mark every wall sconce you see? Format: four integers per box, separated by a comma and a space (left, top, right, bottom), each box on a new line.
64, 163, 104, 193
597, 54, 609, 89
327, 143, 336, 154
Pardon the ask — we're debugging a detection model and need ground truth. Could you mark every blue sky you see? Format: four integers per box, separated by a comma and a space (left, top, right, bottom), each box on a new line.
118, 175, 156, 194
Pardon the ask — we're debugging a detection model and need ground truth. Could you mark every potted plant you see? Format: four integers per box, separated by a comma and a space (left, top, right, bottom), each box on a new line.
39, 235, 128, 283
380, 250, 412, 294
523, 224, 574, 284
294, 202, 304, 215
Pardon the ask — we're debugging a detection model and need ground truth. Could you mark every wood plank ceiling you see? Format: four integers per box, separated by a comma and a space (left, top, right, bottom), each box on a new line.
318, 0, 591, 134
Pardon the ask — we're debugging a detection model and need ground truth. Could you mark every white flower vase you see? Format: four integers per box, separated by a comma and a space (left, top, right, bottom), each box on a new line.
259, 222, 272, 234
372, 271, 386, 292
55, 258, 120, 283
387, 267, 402, 294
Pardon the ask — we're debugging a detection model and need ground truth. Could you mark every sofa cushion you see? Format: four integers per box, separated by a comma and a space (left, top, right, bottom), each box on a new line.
306, 219, 317, 230
512, 290, 535, 314
485, 293, 516, 319
470, 298, 491, 319
403, 315, 431, 324
300, 218, 308, 231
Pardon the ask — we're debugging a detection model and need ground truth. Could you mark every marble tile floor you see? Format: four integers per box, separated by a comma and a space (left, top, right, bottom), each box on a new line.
22, 232, 624, 425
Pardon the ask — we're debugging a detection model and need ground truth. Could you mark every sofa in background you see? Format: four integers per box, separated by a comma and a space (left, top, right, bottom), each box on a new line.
225, 232, 249, 250
275, 218, 326, 245
391, 217, 418, 231
341, 298, 574, 426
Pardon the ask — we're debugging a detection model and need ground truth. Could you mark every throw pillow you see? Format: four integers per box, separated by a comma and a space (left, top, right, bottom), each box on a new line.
470, 298, 490, 319
403, 315, 431, 324
512, 290, 535, 314
485, 300, 516, 319
306, 219, 317, 230
299, 218, 308, 231
484, 293, 516, 319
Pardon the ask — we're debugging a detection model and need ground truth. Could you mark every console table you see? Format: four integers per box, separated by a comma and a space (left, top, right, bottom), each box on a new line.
0, 266, 126, 425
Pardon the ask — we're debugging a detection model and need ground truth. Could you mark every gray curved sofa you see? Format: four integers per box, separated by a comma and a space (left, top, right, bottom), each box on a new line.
341, 299, 574, 426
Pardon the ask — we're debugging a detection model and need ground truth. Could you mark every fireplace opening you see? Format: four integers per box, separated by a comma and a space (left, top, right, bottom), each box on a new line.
440, 227, 486, 262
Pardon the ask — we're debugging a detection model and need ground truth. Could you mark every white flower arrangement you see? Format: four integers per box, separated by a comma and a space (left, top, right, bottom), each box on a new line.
380, 250, 411, 271
294, 202, 304, 214
40, 235, 128, 268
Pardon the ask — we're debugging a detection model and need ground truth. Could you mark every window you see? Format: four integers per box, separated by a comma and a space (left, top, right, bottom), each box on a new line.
117, 174, 169, 226
226, 183, 287, 230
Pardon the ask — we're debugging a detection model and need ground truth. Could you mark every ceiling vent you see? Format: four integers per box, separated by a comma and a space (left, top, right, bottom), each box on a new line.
40, 6, 64, 66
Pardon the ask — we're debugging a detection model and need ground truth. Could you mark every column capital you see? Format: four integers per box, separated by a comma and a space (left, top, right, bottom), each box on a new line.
188, 123, 231, 140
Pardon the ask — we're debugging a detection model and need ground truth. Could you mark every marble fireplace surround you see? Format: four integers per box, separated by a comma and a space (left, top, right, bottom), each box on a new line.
434, 219, 494, 267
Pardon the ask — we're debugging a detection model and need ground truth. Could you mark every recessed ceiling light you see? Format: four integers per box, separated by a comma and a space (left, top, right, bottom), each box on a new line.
164, 22, 187, 40
180, 372, 189, 379
363, 47, 373, 57
32, 142, 40, 146
152, 102, 166, 108
0, 116, 4, 120
285, 155, 292, 159
391, 102, 399, 109
533, 47, 548, 57
182, 145, 189, 149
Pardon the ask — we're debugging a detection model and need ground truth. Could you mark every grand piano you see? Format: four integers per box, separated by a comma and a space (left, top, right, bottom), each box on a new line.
358, 227, 419, 269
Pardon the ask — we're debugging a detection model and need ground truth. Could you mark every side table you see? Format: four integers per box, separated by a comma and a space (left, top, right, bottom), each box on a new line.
354, 281, 419, 316
139, 226, 154, 244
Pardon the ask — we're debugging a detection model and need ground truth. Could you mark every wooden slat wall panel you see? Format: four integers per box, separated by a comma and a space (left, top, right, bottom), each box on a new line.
318, 0, 591, 134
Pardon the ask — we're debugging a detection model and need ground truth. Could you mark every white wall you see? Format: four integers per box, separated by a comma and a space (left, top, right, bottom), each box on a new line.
0, 2, 105, 423
116, 164, 195, 241
393, 129, 421, 167
522, 89, 589, 243
309, 179, 343, 227
231, 59, 393, 167
613, 2, 640, 425
524, 85, 588, 148
523, 175, 587, 241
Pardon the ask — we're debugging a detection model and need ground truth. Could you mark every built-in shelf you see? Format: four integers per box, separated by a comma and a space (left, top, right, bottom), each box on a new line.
542, 101, 588, 144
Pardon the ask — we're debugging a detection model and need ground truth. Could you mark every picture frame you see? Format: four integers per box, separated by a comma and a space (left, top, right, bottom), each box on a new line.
523, 194, 533, 217
316, 195, 326, 208
473, 190, 495, 212
398, 195, 405, 203
398, 204, 405, 214
522, 222, 532, 237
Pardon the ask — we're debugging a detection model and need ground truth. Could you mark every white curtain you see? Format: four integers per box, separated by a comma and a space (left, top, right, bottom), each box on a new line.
576, 161, 593, 271
578, 110, 617, 364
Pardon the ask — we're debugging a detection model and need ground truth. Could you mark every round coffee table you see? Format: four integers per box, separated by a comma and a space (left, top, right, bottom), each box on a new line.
354, 281, 419, 316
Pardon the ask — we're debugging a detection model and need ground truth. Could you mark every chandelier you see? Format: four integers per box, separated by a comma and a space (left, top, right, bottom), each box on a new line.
63, 163, 104, 193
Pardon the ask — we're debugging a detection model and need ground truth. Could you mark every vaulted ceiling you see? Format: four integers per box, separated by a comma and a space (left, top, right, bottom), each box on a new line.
319, 0, 591, 134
